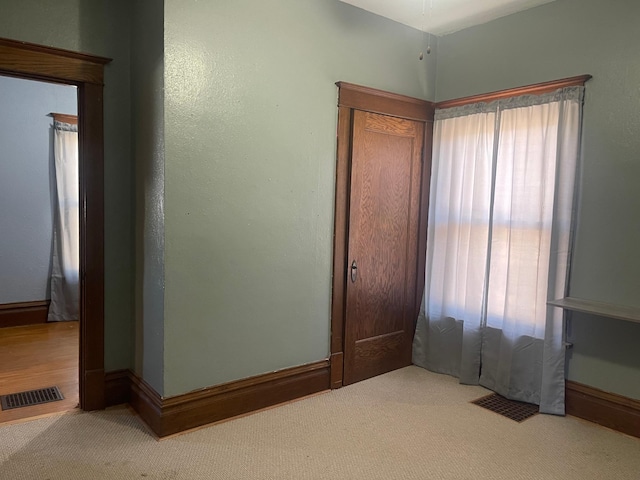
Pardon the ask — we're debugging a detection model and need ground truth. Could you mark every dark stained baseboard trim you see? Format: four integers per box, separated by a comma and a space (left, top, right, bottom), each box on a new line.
114, 371, 640, 439
105, 369, 132, 407
130, 372, 164, 435
0, 300, 50, 328
566, 380, 640, 439
160, 360, 330, 437
330, 352, 343, 389
123, 360, 330, 438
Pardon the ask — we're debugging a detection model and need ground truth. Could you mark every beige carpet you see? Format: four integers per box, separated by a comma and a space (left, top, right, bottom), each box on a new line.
1, 366, 639, 479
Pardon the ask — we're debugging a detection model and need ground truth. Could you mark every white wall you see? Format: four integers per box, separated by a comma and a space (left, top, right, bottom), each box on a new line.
0, 75, 77, 304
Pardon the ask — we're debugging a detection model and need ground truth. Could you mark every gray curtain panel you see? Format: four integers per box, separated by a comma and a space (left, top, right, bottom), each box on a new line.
413, 87, 585, 414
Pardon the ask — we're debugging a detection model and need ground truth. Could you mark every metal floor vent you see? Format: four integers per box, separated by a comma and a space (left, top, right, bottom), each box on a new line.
471, 393, 539, 422
1, 386, 64, 411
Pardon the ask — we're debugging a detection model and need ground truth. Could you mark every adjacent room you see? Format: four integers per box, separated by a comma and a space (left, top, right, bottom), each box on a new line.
0, 0, 639, 478
0, 75, 80, 423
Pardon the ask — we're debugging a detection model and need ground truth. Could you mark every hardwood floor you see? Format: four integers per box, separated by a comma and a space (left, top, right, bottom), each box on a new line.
0, 321, 79, 424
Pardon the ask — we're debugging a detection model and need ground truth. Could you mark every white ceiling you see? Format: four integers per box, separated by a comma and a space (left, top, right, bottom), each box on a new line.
339, 0, 556, 36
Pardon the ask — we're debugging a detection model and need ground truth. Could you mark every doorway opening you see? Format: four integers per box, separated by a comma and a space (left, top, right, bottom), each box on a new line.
0, 75, 80, 423
0, 37, 110, 416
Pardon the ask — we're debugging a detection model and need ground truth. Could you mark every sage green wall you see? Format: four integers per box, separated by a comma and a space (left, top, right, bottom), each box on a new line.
162, 0, 436, 396
0, 0, 135, 371
435, 0, 640, 399
132, 0, 165, 394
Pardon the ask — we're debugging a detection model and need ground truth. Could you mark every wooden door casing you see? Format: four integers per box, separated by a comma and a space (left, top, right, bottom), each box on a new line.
331, 83, 434, 388
0, 37, 110, 410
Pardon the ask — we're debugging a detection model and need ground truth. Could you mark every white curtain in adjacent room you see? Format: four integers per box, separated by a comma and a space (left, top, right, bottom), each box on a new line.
48, 120, 79, 321
413, 87, 584, 414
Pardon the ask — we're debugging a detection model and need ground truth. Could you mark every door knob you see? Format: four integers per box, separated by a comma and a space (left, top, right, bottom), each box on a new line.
350, 260, 358, 283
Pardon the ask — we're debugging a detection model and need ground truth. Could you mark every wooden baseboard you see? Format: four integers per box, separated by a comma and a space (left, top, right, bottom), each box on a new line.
330, 352, 343, 389
105, 369, 132, 407
125, 360, 330, 438
130, 373, 164, 435
566, 380, 640, 439
107, 370, 640, 439
0, 300, 50, 328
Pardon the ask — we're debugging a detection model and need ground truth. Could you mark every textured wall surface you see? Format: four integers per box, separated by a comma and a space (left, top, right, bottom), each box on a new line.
0, 0, 134, 370
435, 0, 640, 399
132, 0, 166, 395
0, 76, 77, 304
6, 0, 629, 402
162, 0, 436, 396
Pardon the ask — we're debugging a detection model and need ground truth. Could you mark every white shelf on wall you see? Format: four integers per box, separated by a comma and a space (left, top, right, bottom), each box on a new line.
548, 297, 640, 324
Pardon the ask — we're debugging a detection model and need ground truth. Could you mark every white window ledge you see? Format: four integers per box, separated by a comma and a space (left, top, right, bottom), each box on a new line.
548, 297, 640, 324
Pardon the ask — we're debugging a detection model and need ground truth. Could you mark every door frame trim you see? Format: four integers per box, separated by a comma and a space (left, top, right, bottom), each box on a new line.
0, 37, 111, 410
330, 82, 434, 388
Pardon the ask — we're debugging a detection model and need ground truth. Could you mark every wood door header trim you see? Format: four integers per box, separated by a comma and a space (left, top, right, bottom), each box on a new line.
0, 37, 111, 85
0, 37, 111, 64
436, 75, 592, 109
337, 81, 434, 122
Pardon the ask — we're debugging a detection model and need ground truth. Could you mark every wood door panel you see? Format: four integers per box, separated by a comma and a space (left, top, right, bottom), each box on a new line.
364, 113, 418, 136
353, 131, 413, 339
343, 110, 424, 385
351, 331, 408, 384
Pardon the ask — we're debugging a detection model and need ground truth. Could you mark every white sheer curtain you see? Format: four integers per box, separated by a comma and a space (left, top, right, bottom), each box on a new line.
413, 87, 584, 414
48, 120, 79, 321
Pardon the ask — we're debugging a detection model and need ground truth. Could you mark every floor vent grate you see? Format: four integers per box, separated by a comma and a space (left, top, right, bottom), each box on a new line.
471, 393, 539, 422
1, 386, 64, 410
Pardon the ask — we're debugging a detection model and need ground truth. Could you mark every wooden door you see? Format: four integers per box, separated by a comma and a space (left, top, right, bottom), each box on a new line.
342, 110, 425, 385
